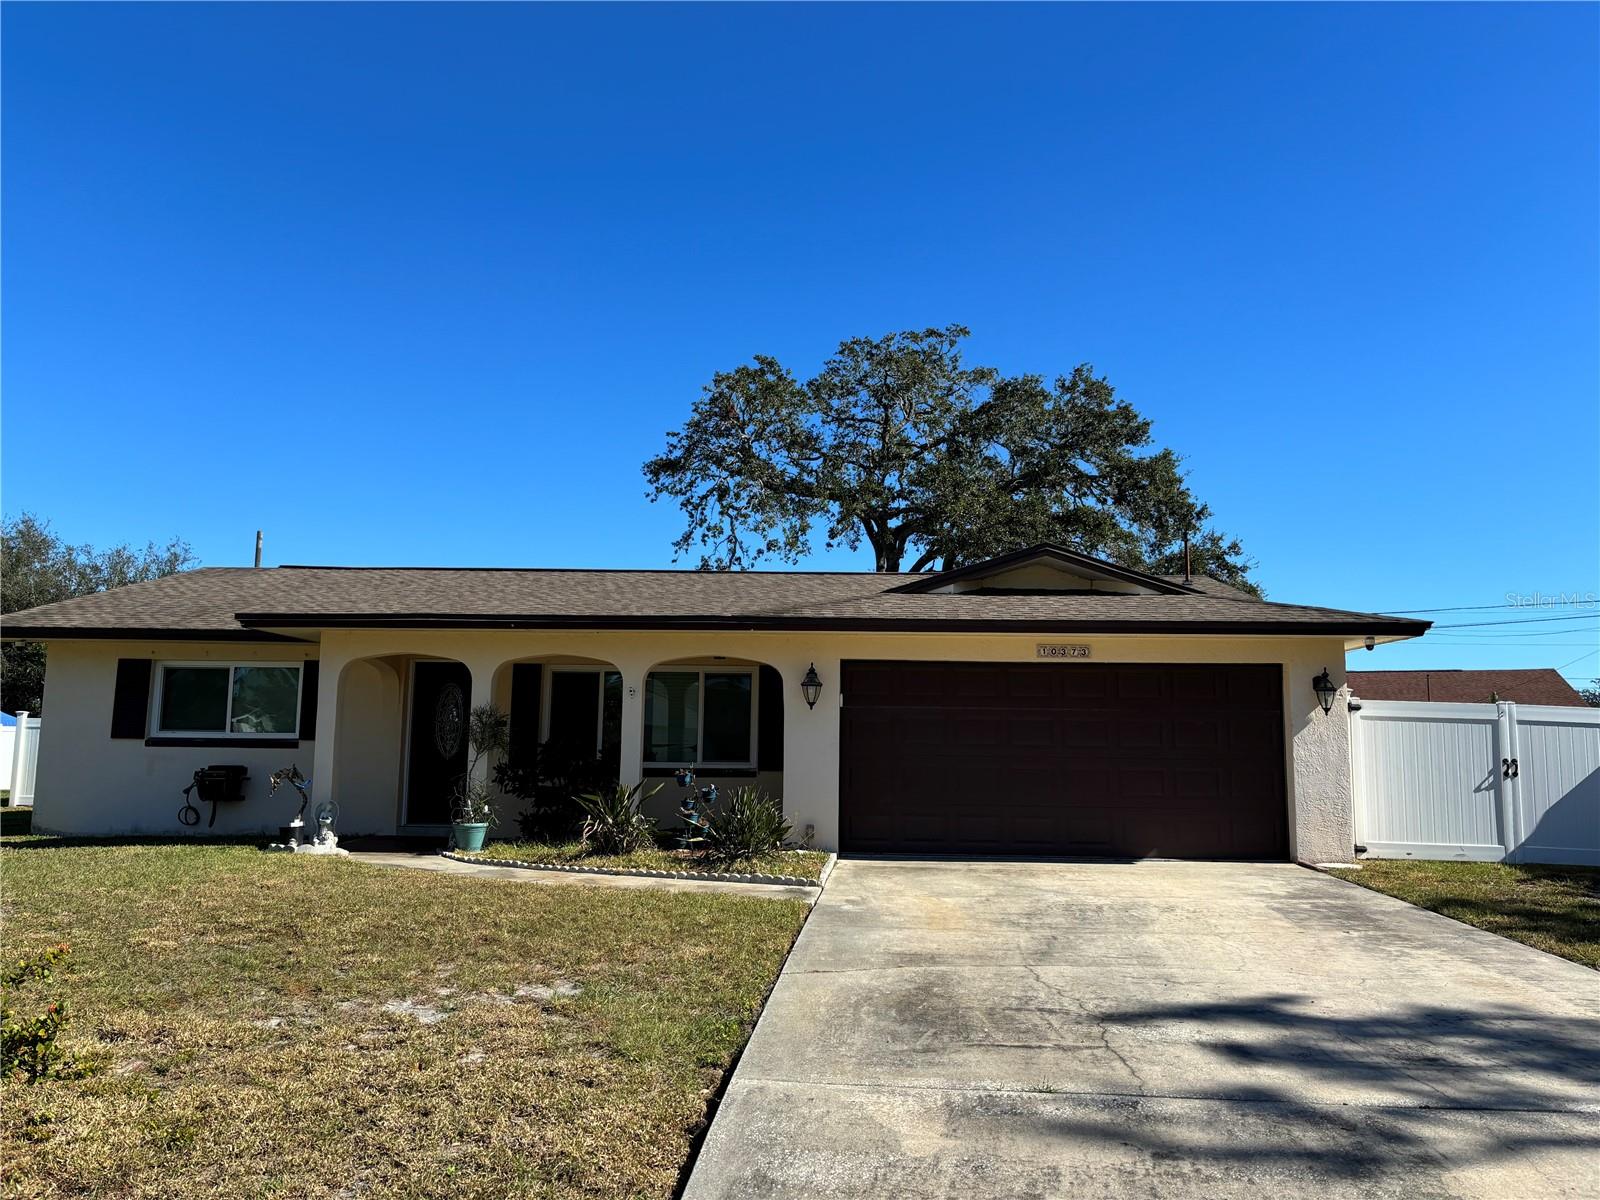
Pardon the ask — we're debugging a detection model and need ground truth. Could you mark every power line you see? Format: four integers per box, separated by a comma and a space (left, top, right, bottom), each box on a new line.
1426, 646, 1599, 651
1430, 613, 1600, 630
1386, 602, 1563, 614
1384, 600, 1598, 615
1424, 629, 1600, 639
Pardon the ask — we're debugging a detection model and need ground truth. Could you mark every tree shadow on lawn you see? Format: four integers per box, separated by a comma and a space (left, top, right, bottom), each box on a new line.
1424, 897, 1600, 957
1033, 993, 1600, 1182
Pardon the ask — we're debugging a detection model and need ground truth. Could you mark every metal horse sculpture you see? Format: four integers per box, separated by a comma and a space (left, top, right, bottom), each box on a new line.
268, 764, 313, 845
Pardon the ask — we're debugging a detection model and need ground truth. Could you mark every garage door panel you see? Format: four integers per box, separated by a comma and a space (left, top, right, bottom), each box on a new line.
1230, 763, 1280, 802
1175, 768, 1223, 799
1116, 766, 1169, 801
1007, 715, 1058, 747
1228, 715, 1280, 754
840, 661, 1287, 859
1006, 815, 1067, 848
1002, 669, 1058, 701
1226, 669, 1282, 707
951, 669, 1003, 701
1172, 671, 1226, 704
894, 712, 946, 746
1062, 771, 1113, 800
1059, 717, 1111, 748
1061, 809, 1115, 847
951, 715, 1005, 748
1113, 672, 1164, 710
1174, 717, 1225, 749
1116, 718, 1168, 750
1059, 671, 1115, 703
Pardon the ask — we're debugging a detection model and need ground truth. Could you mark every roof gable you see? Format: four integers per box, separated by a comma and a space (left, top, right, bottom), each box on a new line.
889, 544, 1198, 597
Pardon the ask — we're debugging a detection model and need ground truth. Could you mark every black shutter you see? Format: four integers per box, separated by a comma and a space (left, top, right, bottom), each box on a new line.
510, 663, 542, 763
110, 658, 153, 738
298, 661, 320, 739
758, 665, 784, 771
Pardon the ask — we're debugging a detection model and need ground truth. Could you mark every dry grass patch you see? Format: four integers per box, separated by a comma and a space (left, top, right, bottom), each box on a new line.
0, 838, 808, 1198
1326, 860, 1600, 968
464, 841, 830, 880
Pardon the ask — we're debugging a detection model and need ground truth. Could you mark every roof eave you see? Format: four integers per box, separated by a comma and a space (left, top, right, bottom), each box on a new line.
1, 626, 308, 643
232, 612, 1432, 637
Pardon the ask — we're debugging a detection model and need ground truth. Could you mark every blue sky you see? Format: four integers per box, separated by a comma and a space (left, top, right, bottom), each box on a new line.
4, 4, 1596, 683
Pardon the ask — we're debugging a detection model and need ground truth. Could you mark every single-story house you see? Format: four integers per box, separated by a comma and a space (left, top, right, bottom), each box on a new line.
1347, 668, 1587, 707
1, 544, 1428, 863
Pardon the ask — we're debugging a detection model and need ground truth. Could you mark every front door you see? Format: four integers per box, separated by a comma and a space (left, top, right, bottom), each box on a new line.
405, 660, 471, 826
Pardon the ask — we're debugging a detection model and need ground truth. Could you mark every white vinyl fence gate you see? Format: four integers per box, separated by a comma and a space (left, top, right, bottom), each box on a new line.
1, 712, 42, 808
1351, 700, 1600, 866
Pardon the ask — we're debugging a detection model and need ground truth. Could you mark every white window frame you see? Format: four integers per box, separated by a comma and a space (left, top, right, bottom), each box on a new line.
643, 666, 757, 770
151, 661, 304, 739
541, 667, 624, 759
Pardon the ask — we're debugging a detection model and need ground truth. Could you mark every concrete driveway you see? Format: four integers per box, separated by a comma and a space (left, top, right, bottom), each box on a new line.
684, 859, 1600, 1199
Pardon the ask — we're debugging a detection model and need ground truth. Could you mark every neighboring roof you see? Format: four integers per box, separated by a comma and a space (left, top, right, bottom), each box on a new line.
0, 546, 1430, 641
1348, 669, 1588, 707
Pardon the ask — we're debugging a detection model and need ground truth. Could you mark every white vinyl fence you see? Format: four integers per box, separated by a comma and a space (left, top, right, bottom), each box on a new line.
1351, 699, 1600, 866
1, 713, 42, 807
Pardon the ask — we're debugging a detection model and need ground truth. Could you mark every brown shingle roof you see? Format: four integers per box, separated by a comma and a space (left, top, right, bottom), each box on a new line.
1, 563, 1429, 639
1348, 669, 1587, 707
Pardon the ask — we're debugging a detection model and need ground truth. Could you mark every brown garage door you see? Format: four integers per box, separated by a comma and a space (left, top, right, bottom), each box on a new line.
840, 661, 1287, 859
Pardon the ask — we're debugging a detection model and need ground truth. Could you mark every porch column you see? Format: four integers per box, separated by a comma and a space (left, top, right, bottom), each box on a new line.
464, 656, 502, 792
614, 657, 650, 790
309, 646, 349, 813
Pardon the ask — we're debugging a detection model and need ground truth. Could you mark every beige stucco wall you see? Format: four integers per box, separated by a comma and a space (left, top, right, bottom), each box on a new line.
30, 640, 322, 836
34, 629, 1356, 861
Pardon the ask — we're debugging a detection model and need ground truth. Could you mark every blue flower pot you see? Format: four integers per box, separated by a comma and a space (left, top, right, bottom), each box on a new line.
451, 822, 488, 852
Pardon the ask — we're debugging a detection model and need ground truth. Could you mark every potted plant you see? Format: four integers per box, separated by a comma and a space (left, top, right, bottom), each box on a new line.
450, 704, 510, 852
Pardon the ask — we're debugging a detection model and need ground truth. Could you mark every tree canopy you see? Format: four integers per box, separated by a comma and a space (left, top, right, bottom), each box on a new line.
1, 514, 196, 715
643, 325, 1256, 589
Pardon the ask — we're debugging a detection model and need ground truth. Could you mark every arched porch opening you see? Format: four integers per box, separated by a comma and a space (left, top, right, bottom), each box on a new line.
329, 655, 407, 835
330, 652, 476, 833
637, 655, 786, 830
488, 654, 625, 840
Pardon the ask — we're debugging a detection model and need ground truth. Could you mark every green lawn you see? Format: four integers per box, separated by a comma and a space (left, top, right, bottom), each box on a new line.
1326, 860, 1600, 968
464, 840, 831, 880
0, 838, 809, 1198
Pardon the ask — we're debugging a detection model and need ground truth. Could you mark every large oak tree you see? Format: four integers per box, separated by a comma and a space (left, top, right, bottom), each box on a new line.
644, 325, 1256, 589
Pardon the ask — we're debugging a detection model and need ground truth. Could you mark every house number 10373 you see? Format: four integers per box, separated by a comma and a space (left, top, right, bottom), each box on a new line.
1036, 644, 1091, 659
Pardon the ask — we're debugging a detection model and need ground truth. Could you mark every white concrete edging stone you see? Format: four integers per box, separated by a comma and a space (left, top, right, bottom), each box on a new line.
441, 850, 835, 889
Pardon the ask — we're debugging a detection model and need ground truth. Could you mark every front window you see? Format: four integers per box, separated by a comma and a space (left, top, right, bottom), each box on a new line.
644, 668, 754, 767
155, 663, 302, 737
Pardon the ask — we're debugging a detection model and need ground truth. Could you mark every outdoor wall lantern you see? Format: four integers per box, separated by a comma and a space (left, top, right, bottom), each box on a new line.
800, 663, 823, 709
1312, 669, 1337, 716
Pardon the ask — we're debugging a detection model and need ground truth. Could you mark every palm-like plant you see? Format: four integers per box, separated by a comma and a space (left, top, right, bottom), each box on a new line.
698, 787, 791, 867
576, 781, 662, 855
452, 704, 510, 826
